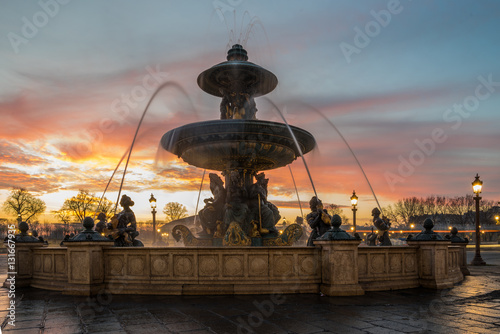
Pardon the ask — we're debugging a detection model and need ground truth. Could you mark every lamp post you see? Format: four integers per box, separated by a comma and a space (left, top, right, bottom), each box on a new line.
149, 194, 157, 245
350, 190, 358, 233
471, 174, 486, 266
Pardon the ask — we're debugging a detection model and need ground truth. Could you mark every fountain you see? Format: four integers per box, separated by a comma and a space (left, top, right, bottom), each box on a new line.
5, 43, 466, 298
161, 44, 315, 246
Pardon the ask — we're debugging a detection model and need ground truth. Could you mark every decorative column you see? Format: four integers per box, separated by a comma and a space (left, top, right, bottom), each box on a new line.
3, 221, 46, 288
314, 215, 364, 296
63, 217, 114, 296
407, 218, 462, 289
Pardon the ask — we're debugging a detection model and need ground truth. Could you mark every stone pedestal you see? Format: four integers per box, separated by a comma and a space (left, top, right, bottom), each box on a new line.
455, 243, 470, 276
407, 240, 461, 289
314, 240, 364, 296
3, 242, 46, 288
63, 241, 113, 296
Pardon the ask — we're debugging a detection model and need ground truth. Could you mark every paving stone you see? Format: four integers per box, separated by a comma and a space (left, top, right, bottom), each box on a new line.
266, 318, 323, 334
2, 327, 41, 333
43, 324, 83, 334
370, 320, 423, 333
123, 322, 172, 333
150, 310, 191, 324
165, 320, 207, 332
85, 320, 123, 333
44, 316, 81, 328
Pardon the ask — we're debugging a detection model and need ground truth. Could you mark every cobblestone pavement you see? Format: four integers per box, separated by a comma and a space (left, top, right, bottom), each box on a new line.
0, 250, 499, 334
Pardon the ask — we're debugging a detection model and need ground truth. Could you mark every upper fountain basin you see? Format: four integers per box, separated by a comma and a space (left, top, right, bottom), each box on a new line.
161, 119, 316, 172
197, 61, 278, 97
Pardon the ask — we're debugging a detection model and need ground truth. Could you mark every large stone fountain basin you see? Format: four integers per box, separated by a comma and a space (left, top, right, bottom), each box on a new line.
161, 120, 316, 171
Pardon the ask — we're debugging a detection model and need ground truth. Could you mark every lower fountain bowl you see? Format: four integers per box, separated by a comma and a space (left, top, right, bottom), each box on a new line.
161, 120, 316, 171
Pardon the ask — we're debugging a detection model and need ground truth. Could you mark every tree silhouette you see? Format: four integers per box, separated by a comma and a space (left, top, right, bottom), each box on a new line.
163, 202, 188, 223
2, 188, 46, 222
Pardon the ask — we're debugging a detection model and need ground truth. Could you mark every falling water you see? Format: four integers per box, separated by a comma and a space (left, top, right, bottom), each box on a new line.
92, 81, 197, 214
288, 100, 383, 213
193, 169, 206, 227
263, 97, 318, 199
288, 165, 304, 218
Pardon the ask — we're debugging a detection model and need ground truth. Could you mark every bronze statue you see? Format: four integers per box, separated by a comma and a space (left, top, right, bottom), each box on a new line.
223, 171, 249, 231
220, 91, 257, 120
306, 196, 332, 246
109, 195, 144, 247
366, 227, 377, 246
95, 212, 108, 234
198, 173, 226, 236
248, 173, 279, 236
372, 207, 391, 246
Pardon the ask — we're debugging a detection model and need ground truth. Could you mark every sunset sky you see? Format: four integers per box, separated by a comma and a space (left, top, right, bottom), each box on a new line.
1, 0, 499, 224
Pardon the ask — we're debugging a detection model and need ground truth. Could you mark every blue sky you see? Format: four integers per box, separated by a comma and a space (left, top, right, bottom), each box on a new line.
0, 0, 499, 222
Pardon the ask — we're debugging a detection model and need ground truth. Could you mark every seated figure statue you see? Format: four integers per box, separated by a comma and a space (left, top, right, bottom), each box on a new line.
306, 196, 332, 246
198, 173, 226, 236
109, 195, 143, 247
372, 207, 392, 246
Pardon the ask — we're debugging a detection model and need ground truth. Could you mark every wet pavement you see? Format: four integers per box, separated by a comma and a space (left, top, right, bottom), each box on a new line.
0, 249, 499, 334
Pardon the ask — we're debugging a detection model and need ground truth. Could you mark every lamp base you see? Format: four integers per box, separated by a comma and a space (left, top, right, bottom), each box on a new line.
470, 254, 486, 266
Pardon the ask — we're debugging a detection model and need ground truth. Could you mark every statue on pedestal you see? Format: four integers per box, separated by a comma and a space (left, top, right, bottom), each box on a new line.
248, 173, 279, 237
109, 195, 144, 247
198, 173, 226, 236
372, 207, 391, 246
306, 196, 332, 246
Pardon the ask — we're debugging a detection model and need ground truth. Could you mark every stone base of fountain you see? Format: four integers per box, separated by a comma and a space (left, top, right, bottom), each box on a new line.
7, 239, 465, 296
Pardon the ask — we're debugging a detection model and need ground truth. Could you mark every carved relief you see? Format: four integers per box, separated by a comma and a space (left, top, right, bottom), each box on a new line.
33, 254, 42, 272
273, 255, 294, 278
128, 256, 146, 276
389, 254, 402, 273
370, 254, 385, 274
151, 256, 169, 276
70, 251, 88, 282
109, 256, 124, 276
404, 253, 416, 273
299, 255, 316, 276
334, 251, 354, 282
43, 254, 53, 273
55, 254, 66, 275
249, 256, 268, 277
223, 255, 244, 277
199, 255, 219, 277
358, 254, 367, 276
174, 255, 194, 277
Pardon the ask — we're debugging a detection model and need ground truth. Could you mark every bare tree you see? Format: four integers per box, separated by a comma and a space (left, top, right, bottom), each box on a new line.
393, 197, 423, 225
382, 204, 401, 227
163, 202, 188, 223
61, 190, 100, 223
447, 195, 474, 226
325, 204, 349, 225
2, 188, 46, 222
52, 209, 72, 226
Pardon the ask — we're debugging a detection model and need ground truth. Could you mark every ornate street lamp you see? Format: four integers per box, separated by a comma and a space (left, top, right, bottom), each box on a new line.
471, 174, 486, 265
350, 190, 358, 233
149, 193, 157, 245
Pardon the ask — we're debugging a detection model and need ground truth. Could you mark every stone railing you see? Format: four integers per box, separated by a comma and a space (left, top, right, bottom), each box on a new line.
102, 247, 321, 295
8, 240, 465, 296
358, 246, 419, 291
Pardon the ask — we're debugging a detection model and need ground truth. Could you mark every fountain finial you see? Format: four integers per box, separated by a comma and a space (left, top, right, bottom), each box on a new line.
227, 44, 248, 61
